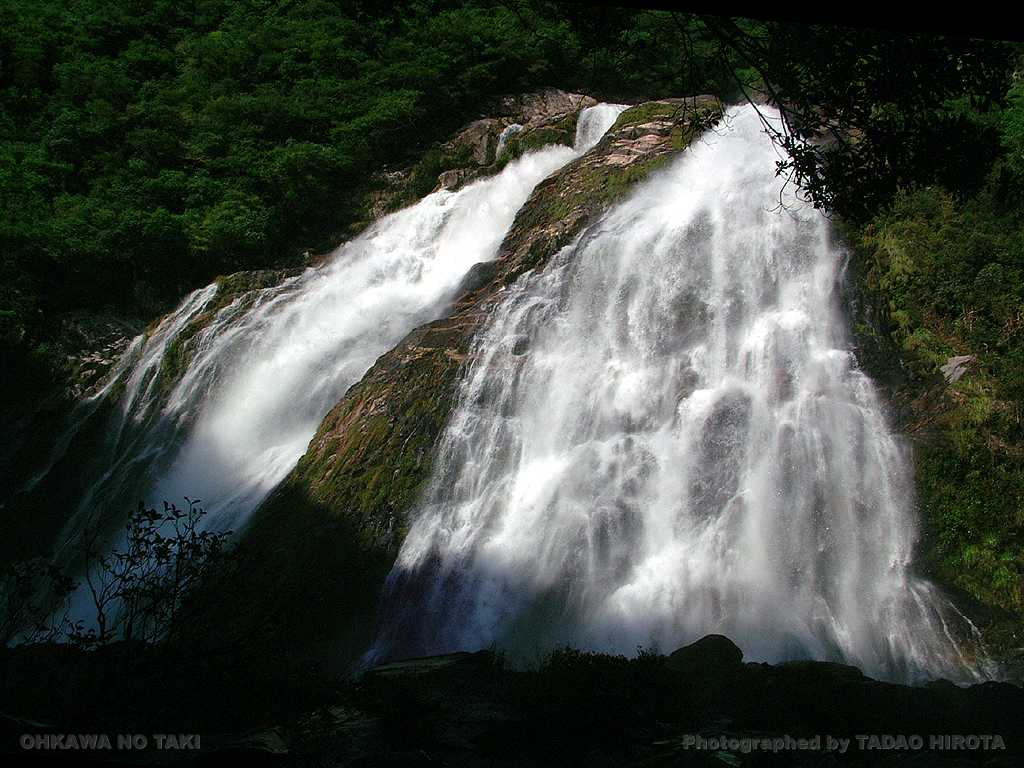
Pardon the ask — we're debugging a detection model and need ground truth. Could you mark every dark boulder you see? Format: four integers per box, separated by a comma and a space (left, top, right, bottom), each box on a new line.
666, 634, 744, 676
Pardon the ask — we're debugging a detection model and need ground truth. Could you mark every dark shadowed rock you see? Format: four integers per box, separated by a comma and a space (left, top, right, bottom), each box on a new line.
774, 659, 865, 682
667, 634, 744, 675
365, 651, 488, 680
453, 261, 500, 297
4, 635, 1024, 766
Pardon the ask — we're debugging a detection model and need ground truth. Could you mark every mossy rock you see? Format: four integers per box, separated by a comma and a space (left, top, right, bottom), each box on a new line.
610, 100, 684, 131
496, 111, 580, 166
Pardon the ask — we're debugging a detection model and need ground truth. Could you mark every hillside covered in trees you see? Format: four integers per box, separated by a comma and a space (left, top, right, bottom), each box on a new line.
2, 2, 1024, 763
0, 0, 748, 391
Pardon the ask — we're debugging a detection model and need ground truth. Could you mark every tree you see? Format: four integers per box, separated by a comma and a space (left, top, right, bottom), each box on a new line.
0, 557, 76, 645
676, 16, 1017, 219
73, 498, 233, 647
1, 498, 233, 649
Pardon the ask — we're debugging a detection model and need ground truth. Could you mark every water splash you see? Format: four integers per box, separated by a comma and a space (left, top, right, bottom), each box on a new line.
369, 105, 989, 683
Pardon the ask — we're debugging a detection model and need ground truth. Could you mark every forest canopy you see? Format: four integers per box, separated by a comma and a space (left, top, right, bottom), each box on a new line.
0, 2, 742, 371
0, 1, 1020, 397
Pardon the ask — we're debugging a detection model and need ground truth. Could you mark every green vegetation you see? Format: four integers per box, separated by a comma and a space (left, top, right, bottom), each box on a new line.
693, 19, 1016, 218
610, 99, 683, 130
0, 499, 336, 734
850, 72, 1024, 612
404, 142, 475, 201
0, 0, 748, 398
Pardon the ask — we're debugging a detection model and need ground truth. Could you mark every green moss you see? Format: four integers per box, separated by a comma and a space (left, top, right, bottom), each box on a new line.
606, 154, 673, 199
497, 119, 576, 166
521, 126, 571, 151
610, 101, 681, 132
284, 344, 464, 548
157, 336, 189, 393
527, 152, 675, 228
670, 123, 695, 151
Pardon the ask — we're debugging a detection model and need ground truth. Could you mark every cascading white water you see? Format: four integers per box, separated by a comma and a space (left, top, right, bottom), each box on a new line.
369, 105, 989, 684
495, 123, 523, 158
44, 104, 626, 571
572, 103, 628, 155
144, 146, 582, 531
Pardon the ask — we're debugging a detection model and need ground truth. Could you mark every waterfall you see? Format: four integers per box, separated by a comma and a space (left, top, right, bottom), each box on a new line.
44, 104, 627, 567
368, 105, 989, 683
495, 123, 522, 158
573, 103, 628, 152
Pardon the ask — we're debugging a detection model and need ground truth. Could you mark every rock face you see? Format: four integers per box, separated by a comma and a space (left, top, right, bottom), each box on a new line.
217, 95, 723, 665
58, 313, 144, 400
940, 354, 975, 383
433, 89, 595, 191
436, 109, 580, 190
0, 312, 146, 562
363, 88, 598, 218
448, 118, 506, 165
492, 87, 598, 123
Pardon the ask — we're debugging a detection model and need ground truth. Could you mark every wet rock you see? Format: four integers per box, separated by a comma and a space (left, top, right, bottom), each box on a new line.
511, 335, 530, 356
492, 87, 597, 124
775, 659, 866, 681
675, 367, 702, 403
437, 168, 471, 190
56, 312, 145, 399
454, 261, 500, 296
365, 651, 485, 680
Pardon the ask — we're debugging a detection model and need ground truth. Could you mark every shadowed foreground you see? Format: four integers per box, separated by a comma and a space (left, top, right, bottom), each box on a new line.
2, 634, 1022, 766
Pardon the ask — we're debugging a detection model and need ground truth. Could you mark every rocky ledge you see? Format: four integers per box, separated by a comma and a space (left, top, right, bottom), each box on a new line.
363, 87, 599, 219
